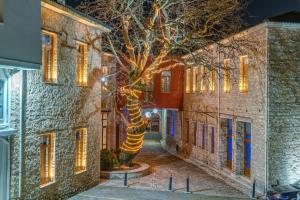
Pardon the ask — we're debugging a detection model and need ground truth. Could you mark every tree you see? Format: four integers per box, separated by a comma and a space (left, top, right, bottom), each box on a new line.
79, 0, 247, 165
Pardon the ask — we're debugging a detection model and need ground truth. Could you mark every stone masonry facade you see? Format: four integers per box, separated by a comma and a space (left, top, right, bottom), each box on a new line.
162, 21, 300, 196
8, 1, 108, 199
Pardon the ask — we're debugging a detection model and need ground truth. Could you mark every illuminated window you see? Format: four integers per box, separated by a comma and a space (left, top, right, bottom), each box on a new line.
200, 66, 206, 92
76, 43, 88, 86
209, 68, 216, 92
0, 0, 3, 22
101, 113, 108, 149
223, 59, 231, 93
102, 66, 109, 91
185, 68, 191, 93
40, 133, 55, 186
42, 32, 57, 83
192, 67, 198, 93
239, 56, 249, 93
75, 128, 87, 173
161, 71, 171, 93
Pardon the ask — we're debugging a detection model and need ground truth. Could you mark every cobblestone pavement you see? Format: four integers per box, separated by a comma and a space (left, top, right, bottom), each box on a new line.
69, 185, 251, 200
99, 139, 248, 198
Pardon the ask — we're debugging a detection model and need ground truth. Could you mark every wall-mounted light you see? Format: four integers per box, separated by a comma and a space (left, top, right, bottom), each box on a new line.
153, 108, 158, 114
145, 112, 151, 118
101, 77, 107, 82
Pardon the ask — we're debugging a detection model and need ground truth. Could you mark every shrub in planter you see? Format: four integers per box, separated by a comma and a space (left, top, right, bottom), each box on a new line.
101, 149, 120, 171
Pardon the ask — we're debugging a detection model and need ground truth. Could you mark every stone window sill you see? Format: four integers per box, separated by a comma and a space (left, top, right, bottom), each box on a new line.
75, 169, 87, 175
40, 181, 55, 189
0, 127, 17, 137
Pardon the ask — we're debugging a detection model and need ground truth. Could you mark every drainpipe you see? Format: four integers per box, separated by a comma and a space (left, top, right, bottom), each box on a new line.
18, 70, 26, 198
217, 48, 221, 167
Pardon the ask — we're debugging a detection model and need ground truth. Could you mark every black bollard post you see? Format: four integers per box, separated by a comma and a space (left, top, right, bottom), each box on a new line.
252, 179, 256, 198
186, 177, 190, 193
168, 176, 173, 191
124, 172, 128, 187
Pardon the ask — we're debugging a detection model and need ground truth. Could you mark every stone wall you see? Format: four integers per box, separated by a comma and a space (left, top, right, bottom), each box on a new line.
170, 24, 269, 195
267, 22, 300, 186
9, 4, 105, 200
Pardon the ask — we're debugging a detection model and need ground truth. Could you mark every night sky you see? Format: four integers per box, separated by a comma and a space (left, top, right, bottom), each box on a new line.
67, 0, 300, 25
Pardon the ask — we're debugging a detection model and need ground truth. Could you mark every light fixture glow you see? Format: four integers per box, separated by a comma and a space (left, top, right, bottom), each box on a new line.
153, 108, 158, 114
145, 112, 151, 118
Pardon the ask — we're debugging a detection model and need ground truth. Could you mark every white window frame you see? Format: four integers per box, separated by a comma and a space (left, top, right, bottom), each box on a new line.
0, 70, 10, 128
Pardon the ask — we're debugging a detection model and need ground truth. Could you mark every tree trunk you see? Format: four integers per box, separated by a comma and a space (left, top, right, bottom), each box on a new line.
119, 88, 145, 166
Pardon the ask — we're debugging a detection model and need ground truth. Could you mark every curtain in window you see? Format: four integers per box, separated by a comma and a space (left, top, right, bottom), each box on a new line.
0, 137, 9, 200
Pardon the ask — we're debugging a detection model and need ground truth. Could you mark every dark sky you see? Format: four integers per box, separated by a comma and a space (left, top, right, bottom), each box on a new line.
67, 0, 300, 25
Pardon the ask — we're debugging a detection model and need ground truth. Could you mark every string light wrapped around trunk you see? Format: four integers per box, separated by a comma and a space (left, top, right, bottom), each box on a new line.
120, 87, 145, 154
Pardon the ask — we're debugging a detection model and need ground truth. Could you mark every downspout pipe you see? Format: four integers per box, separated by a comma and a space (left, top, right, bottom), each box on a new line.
18, 70, 26, 198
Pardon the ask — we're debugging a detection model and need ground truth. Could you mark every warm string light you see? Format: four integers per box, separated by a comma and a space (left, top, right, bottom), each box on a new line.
120, 86, 145, 154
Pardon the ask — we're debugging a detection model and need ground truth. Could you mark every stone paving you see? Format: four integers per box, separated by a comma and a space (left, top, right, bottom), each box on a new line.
98, 139, 248, 198
69, 185, 251, 200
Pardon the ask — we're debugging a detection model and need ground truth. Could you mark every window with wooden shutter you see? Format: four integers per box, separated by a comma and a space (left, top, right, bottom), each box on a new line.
223, 59, 231, 93
76, 43, 88, 86
40, 133, 55, 186
185, 69, 191, 93
75, 128, 87, 173
42, 31, 57, 83
200, 66, 206, 92
239, 56, 249, 93
209, 68, 216, 92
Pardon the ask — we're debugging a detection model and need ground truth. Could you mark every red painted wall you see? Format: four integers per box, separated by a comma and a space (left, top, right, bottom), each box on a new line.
143, 65, 184, 110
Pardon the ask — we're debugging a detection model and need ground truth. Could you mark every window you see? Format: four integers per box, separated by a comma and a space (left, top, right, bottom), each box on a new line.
185, 68, 191, 93
40, 133, 55, 186
76, 43, 88, 86
42, 32, 57, 83
75, 128, 87, 173
0, 0, 3, 22
193, 122, 197, 146
192, 67, 198, 93
239, 56, 249, 93
186, 121, 190, 144
0, 76, 7, 125
144, 80, 154, 102
200, 66, 206, 92
167, 110, 175, 138
223, 59, 231, 92
102, 66, 109, 91
161, 71, 171, 93
202, 124, 205, 149
209, 68, 216, 92
101, 113, 108, 149
211, 127, 215, 153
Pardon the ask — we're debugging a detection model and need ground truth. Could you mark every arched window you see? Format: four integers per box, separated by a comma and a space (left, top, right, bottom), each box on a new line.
161, 71, 171, 93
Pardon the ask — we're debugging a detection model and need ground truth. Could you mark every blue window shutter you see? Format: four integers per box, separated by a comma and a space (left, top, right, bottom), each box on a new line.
227, 119, 233, 169
244, 122, 251, 176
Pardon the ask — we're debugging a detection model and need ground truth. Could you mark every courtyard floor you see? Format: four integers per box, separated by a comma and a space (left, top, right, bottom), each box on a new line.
70, 139, 250, 200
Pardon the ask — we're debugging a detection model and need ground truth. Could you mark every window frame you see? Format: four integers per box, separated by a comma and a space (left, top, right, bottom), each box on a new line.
0, 74, 9, 127
101, 112, 108, 150
76, 42, 88, 87
185, 68, 191, 93
40, 132, 55, 187
239, 55, 249, 93
75, 128, 87, 174
223, 59, 231, 93
200, 65, 206, 92
160, 71, 171, 93
192, 67, 198, 93
42, 31, 58, 84
209, 67, 216, 92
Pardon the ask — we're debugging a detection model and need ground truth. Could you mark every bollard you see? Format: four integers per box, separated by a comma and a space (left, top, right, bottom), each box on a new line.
124, 172, 128, 187
168, 176, 173, 191
252, 179, 256, 198
186, 177, 190, 193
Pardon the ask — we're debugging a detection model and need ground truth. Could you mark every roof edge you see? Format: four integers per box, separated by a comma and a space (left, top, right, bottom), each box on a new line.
42, 0, 111, 32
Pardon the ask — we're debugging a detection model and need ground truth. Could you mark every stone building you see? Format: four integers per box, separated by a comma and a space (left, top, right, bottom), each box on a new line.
162, 12, 300, 196
1, 0, 110, 199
